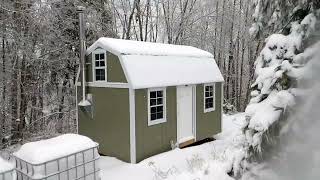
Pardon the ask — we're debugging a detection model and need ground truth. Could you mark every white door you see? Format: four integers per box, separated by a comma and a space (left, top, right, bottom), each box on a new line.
177, 85, 195, 144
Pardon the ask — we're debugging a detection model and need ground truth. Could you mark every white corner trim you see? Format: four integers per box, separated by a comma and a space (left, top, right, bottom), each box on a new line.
221, 82, 224, 131
118, 55, 134, 89
193, 85, 197, 141
129, 88, 136, 163
147, 87, 167, 126
203, 83, 216, 113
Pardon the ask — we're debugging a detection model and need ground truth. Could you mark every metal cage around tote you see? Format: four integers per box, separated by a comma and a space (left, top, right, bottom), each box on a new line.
13, 145, 100, 180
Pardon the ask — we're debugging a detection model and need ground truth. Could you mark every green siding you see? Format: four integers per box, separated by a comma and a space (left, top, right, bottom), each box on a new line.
78, 87, 131, 162
107, 52, 127, 83
135, 87, 177, 162
196, 82, 222, 140
84, 49, 127, 83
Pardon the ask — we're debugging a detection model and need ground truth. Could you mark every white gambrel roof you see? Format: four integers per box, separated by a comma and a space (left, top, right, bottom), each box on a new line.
87, 38, 224, 89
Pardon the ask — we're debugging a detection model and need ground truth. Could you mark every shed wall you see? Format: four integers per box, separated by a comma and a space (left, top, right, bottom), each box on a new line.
78, 87, 131, 162
107, 52, 127, 83
135, 87, 177, 162
196, 82, 222, 140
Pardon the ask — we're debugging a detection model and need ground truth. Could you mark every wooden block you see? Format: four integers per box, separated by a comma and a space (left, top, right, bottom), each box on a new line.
179, 138, 195, 148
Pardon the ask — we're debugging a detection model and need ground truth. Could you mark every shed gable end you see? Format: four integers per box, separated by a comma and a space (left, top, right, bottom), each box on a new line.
85, 48, 127, 83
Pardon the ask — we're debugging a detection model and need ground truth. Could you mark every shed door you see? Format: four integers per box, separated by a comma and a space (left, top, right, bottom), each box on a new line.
177, 85, 196, 145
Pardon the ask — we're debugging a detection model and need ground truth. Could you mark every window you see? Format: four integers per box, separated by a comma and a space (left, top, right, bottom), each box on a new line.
148, 88, 166, 126
204, 84, 215, 112
93, 51, 106, 81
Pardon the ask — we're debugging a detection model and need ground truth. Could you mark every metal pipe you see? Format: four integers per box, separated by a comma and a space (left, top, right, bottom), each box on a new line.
77, 6, 90, 107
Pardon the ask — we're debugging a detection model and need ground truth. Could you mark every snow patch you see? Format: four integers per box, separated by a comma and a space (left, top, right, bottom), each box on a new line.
0, 157, 14, 173
86, 37, 213, 58
121, 55, 224, 89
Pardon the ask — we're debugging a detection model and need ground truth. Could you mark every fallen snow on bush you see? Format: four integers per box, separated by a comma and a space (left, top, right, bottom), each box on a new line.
0, 157, 14, 173
244, 11, 318, 152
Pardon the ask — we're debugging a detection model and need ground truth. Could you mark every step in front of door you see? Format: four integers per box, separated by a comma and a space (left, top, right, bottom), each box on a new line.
179, 138, 195, 148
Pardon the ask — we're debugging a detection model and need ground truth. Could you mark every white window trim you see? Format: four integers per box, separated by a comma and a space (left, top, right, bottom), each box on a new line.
148, 87, 167, 126
204, 83, 215, 113
92, 49, 107, 82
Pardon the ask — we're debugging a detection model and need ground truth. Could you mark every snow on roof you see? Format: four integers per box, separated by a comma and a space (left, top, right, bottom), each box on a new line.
13, 134, 97, 164
86, 37, 213, 57
86, 38, 223, 89
121, 55, 224, 89
0, 157, 14, 173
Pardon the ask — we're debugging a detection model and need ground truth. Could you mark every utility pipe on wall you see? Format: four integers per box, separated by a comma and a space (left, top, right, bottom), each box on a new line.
77, 6, 91, 106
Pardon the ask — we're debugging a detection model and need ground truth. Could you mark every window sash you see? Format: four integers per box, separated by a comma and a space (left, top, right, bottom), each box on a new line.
93, 51, 106, 81
148, 88, 166, 126
204, 84, 215, 112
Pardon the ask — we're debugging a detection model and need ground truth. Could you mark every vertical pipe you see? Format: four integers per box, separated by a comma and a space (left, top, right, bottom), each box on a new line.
77, 6, 89, 106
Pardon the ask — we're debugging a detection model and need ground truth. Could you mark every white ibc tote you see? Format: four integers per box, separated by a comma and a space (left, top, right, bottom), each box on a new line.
12, 134, 100, 180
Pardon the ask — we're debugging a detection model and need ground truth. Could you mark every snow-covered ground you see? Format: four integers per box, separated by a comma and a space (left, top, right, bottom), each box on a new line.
99, 113, 247, 180
0, 113, 246, 180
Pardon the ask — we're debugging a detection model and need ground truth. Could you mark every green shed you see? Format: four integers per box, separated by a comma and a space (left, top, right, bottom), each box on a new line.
76, 38, 224, 163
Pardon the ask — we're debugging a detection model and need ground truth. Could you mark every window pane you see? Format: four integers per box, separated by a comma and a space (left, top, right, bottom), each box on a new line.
95, 61, 99, 67
157, 91, 163, 97
205, 103, 212, 109
100, 53, 105, 60
151, 113, 157, 120
205, 86, 209, 91
205, 97, 214, 109
151, 107, 156, 113
209, 102, 213, 108
157, 98, 163, 105
150, 91, 156, 98
100, 61, 105, 67
96, 69, 105, 81
209, 91, 213, 96
95, 54, 99, 60
157, 106, 163, 112
206, 98, 213, 104
156, 112, 163, 119
209, 98, 213, 103
150, 99, 156, 106
101, 70, 105, 80
96, 75, 101, 81
205, 92, 209, 97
